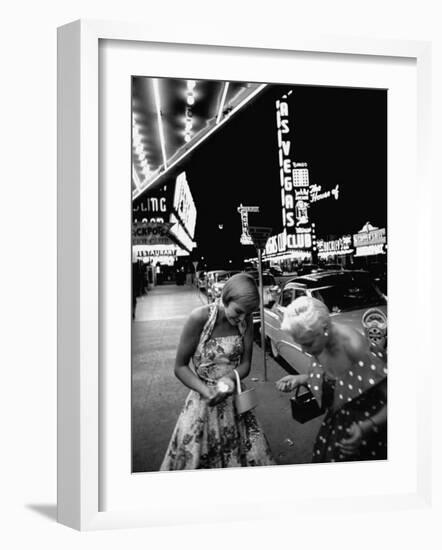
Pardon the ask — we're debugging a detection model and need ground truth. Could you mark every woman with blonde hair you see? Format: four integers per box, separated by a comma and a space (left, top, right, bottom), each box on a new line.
276, 296, 387, 462
161, 272, 274, 470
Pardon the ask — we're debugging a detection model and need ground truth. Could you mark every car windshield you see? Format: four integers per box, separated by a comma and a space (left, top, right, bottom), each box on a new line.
218, 272, 234, 282
311, 281, 385, 313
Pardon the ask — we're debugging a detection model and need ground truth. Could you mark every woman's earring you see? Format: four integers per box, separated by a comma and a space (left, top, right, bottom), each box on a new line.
324, 330, 329, 337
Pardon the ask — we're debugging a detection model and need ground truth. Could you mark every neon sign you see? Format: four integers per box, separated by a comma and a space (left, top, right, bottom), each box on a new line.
133, 244, 181, 265
237, 204, 259, 245
353, 222, 386, 256
132, 222, 174, 246
310, 183, 340, 204
265, 227, 313, 256
317, 235, 352, 257
354, 244, 385, 257
133, 196, 167, 213
354, 228, 386, 247
169, 213, 195, 252
275, 94, 311, 248
168, 172, 197, 253
172, 172, 197, 239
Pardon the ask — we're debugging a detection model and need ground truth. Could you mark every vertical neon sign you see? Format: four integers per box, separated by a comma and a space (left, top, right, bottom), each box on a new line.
275, 93, 312, 251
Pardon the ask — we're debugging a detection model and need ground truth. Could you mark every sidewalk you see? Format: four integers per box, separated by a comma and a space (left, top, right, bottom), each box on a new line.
132, 283, 321, 472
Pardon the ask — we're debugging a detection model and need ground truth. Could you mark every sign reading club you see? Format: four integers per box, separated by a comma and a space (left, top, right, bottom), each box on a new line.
275, 93, 312, 251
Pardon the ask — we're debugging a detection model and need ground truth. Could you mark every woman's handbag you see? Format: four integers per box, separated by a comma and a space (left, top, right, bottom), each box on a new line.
290, 384, 324, 423
233, 369, 258, 415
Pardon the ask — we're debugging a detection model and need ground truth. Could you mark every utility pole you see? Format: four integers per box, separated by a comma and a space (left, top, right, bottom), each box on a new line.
249, 225, 272, 382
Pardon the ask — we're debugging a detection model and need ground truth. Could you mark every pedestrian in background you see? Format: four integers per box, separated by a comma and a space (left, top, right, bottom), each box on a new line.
276, 296, 387, 462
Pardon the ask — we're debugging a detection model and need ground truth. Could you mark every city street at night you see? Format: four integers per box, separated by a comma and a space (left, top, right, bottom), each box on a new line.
132, 282, 323, 472
131, 77, 388, 472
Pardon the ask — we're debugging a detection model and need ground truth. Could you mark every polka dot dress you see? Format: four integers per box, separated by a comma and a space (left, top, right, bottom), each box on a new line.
308, 342, 387, 463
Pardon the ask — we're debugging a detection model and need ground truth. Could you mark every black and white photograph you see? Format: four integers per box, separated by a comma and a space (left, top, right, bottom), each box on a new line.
131, 77, 388, 472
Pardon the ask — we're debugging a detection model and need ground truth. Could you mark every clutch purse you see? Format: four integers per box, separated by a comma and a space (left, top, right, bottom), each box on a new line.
290, 384, 324, 423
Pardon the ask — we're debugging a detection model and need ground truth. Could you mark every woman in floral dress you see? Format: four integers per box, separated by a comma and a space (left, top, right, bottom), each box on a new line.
161, 273, 274, 470
276, 297, 387, 463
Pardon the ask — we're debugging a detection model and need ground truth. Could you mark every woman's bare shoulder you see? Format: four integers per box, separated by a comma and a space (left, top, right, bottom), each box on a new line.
337, 323, 368, 360
187, 304, 211, 327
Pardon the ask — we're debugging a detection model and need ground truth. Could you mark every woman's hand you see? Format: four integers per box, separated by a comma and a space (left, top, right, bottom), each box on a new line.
207, 377, 235, 406
276, 375, 302, 392
337, 422, 365, 457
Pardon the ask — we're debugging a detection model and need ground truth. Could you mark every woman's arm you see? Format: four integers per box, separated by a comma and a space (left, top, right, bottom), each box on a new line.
174, 306, 212, 400
235, 316, 254, 379
275, 374, 309, 392
359, 378, 387, 433
338, 355, 387, 456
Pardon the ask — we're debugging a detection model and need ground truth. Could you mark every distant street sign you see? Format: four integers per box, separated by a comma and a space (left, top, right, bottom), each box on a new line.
237, 204, 260, 213
249, 225, 272, 250
238, 204, 260, 246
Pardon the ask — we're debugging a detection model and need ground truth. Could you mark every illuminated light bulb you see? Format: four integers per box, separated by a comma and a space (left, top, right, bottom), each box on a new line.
137, 152, 146, 162
184, 134, 191, 143
187, 80, 196, 90
185, 120, 193, 131
140, 159, 148, 168
187, 94, 195, 106
135, 144, 143, 154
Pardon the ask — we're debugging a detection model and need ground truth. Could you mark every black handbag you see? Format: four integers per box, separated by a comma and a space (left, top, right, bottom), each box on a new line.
290, 384, 324, 423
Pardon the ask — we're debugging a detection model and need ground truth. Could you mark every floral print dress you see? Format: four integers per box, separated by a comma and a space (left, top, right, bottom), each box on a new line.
160, 302, 275, 470
307, 342, 388, 463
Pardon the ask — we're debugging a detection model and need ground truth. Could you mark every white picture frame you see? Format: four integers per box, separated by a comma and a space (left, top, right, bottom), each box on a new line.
57, 19, 432, 531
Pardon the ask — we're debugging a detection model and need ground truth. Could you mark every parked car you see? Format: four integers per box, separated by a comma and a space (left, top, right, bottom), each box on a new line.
263, 270, 387, 374
367, 263, 387, 296
206, 270, 240, 302
247, 271, 280, 307
295, 263, 323, 276
245, 271, 281, 338
321, 263, 344, 271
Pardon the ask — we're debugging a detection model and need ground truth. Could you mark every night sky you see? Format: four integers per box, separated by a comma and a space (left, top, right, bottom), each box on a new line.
137, 83, 387, 269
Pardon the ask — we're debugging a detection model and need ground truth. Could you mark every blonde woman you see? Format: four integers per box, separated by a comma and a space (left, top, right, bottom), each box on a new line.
161, 273, 274, 470
276, 296, 387, 462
